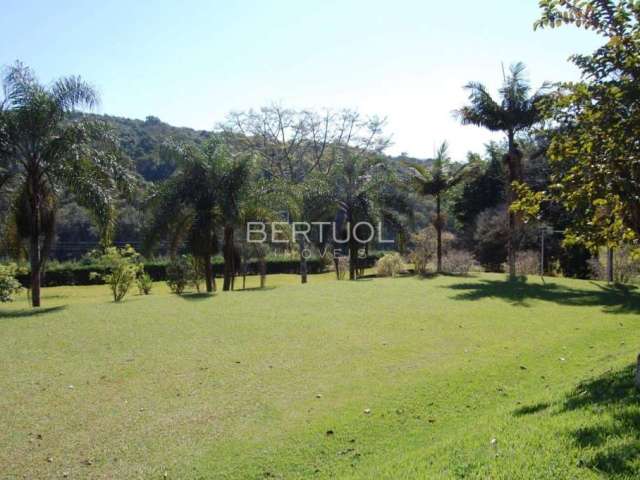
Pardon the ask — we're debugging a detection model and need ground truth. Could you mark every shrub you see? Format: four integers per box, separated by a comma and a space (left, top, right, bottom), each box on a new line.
0, 263, 23, 302
166, 255, 196, 294
376, 252, 407, 277
558, 244, 592, 279
441, 250, 475, 275
187, 255, 206, 292
90, 245, 143, 302
137, 272, 153, 295
501, 250, 540, 276
409, 228, 435, 275
589, 247, 640, 284
408, 227, 452, 275
335, 255, 349, 280
473, 207, 508, 271
517, 250, 540, 276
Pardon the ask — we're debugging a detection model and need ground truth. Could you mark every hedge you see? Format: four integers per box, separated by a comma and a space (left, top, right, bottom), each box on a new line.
16, 255, 381, 287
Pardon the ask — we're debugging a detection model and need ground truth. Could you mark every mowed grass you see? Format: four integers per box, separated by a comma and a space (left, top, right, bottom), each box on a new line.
1, 273, 639, 479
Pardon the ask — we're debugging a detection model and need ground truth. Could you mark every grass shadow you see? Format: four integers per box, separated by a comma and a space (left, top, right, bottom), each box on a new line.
415, 272, 477, 280
234, 286, 277, 292
180, 292, 215, 301
513, 401, 550, 416
445, 277, 640, 314
559, 364, 640, 477
0, 305, 67, 319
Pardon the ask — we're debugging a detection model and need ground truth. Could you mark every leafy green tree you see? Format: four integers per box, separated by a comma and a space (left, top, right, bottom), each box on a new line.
406, 142, 472, 273
453, 143, 506, 246
532, 0, 640, 253
0, 62, 132, 306
456, 63, 548, 278
221, 106, 392, 284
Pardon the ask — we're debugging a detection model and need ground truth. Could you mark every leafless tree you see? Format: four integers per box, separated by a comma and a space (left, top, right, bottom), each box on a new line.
218, 105, 391, 182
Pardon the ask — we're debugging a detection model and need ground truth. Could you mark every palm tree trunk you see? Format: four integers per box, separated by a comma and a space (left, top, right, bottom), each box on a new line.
242, 259, 247, 290
506, 130, 517, 280
298, 236, 308, 284
29, 174, 42, 307
349, 229, 358, 280
223, 225, 235, 291
29, 234, 41, 307
259, 256, 266, 288
436, 194, 442, 274
204, 254, 213, 293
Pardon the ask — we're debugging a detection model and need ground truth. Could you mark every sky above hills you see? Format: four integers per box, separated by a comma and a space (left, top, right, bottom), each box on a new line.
1, 0, 602, 160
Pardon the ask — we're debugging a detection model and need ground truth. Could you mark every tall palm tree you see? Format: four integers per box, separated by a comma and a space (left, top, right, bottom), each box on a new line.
456, 62, 547, 278
407, 142, 471, 273
0, 62, 132, 306
217, 147, 252, 291
331, 151, 410, 280
145, 138, 251, 292
145, 142, 219, 293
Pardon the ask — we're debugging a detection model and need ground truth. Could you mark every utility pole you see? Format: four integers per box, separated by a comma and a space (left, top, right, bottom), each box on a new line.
539, 226, 564, 281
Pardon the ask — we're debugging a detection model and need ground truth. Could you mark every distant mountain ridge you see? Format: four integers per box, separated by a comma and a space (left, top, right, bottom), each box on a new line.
79, 114, 212, 182
80, 113, 431, 182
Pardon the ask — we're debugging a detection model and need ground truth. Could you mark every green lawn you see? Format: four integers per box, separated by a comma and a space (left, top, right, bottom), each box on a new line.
1, 273, 639, 479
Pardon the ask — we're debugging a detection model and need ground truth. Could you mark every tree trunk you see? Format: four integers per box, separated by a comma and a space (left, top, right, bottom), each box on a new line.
436, 194, 442, 274
223, 225, 235, 291
204, 254, 213, 293
506, 130, 518, 280
29, 174, 42, 307
259, 256, 266, 288
29, 237, 41, 307
242, 260, 247, 290
298, 236, 308, 284
606, 247, 614, 283
636, 353, 640, 390
348, 228, 358, 280
507, 209, 517, 278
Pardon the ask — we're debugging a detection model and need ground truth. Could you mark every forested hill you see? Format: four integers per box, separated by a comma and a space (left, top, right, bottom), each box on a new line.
79, 113, 427, 183
80, 114, 212, 182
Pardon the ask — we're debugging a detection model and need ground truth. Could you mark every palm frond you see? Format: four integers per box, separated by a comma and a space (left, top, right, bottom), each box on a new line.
2, 61, 39, 108
455, 82, 505, 131
51, 76, 99, 111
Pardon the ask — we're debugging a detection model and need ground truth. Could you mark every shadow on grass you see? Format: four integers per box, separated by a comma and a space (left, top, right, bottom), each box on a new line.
559, 364, 640, 477
446, 277, 640, 314
0, 305, 67, 319
180, 292, 215, 301
234, 286, 277, 292
513, 401, 550, 416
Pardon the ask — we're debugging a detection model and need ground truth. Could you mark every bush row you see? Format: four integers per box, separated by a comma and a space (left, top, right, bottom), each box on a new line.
16, 256, 381, 287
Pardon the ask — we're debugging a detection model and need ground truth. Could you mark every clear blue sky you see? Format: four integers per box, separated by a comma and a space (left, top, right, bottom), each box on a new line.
1, 0, 601, 160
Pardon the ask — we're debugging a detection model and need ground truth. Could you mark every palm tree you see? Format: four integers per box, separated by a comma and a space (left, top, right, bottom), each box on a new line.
145, 139, 251, 292
217, 147, 252, 291
456, 62, 547, 278
0, 62, 132, 306
407, 142, 471, 273
145, 142, 220, 293
331, 152, 410, 280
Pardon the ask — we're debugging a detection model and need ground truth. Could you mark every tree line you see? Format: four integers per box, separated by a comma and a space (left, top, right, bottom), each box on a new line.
1, 0, 639, 308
